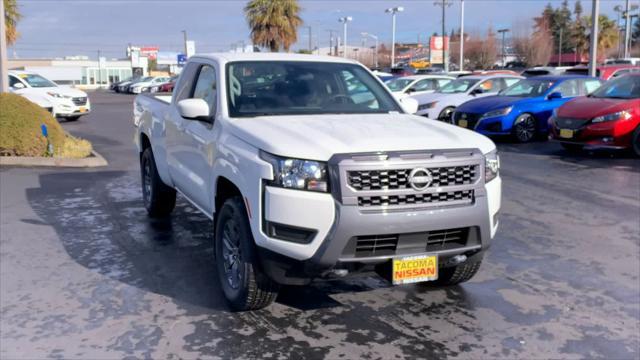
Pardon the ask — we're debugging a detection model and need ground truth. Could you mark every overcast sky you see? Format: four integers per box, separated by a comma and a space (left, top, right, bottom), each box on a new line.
8, 0, 638, 59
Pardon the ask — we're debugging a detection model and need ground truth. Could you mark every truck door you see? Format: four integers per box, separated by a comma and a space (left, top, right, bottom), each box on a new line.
166, 62, 219, 213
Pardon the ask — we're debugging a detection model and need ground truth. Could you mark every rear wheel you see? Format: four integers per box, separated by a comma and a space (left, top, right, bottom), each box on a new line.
561, 143, 584, 153
215, 197, 279, 311
632, 126, 640, 157
141, 148, 176, 217
512, 113, 537, 143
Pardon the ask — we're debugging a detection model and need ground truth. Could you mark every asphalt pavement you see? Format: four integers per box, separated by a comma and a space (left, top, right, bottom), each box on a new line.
1, 91, 639, 359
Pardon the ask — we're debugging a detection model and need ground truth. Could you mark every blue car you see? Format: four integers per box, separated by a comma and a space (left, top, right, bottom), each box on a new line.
451, 75, 604, 142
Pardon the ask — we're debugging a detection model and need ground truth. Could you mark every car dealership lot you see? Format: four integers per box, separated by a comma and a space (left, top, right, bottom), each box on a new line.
1, 91, 638, 359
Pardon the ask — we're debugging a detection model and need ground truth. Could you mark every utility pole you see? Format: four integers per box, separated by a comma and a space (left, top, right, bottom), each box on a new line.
589, 0, 600, 77
386, 7, 404, 68
182, 30, 188, 56
305, 26, 312, 52
338, 17, 353, 58
558, 27, 563, 66
498, 29, 509, 67
362, 32, 379, 69
0, 0, 9, 92
459, 0, 465, 71
624, 0, 631, 58
326, 29, 337, 56
434, 0, 452, 72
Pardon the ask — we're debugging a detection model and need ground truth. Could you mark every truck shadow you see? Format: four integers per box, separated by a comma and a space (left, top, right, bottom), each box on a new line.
26, 170, 472, 313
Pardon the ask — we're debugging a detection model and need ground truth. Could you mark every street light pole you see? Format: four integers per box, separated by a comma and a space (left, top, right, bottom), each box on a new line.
558, 27, 563, 66
386, 7, 404, 68
182, 30, 188, 57
338, 17, 353, 58
0, 0, 9, 92
625, 0, 631, 58
497, 29, 509, 67
589, 0, 600, 77
434, 0, 452, 72
362, 32, 379, 68
459, 0, 465, 71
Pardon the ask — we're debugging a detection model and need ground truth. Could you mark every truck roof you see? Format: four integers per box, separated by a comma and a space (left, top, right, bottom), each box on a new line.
191, 52, 360, 65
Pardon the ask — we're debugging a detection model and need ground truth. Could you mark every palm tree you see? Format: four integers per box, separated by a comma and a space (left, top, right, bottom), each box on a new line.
244, 0, 302, 52
4, 0, 21, 46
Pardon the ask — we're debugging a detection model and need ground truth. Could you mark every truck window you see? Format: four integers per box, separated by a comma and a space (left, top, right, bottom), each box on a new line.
174, 63, 199, 102
192, 65, 217, 116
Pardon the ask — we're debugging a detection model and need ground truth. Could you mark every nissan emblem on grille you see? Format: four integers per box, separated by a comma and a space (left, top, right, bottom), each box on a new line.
408, 168, 434, 191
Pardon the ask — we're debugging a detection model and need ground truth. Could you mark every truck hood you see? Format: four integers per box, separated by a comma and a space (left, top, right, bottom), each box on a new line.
558, 96, 638, 119
227, 113, 496, 161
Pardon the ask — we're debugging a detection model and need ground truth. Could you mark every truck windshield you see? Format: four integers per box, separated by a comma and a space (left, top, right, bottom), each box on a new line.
226, 61, 402, 117
436, 78, 478, 94
589, 75, 640, 99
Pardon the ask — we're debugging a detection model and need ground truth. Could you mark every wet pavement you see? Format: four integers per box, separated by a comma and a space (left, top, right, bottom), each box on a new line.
1, 91, 639, 359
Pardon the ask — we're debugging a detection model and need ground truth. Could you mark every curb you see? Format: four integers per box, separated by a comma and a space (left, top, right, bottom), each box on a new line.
0, 150, 108, 168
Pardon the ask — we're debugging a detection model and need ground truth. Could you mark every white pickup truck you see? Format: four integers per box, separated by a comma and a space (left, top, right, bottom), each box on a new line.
134, 53, 501, 311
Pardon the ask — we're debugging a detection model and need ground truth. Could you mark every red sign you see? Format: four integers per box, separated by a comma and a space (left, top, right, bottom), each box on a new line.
140, 46, 160, 60
429, 36, 449, 51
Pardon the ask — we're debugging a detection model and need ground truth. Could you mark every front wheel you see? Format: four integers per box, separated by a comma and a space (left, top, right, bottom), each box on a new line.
438, 107, 456, 123
512, 113, 537, 143
632, 126, 640, 157
215, 197, 279, 311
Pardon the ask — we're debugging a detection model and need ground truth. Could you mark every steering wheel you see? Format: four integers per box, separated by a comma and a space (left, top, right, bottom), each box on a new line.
328, 94, 355, 105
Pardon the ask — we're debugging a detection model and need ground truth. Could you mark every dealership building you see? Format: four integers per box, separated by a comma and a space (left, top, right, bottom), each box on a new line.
8, 56, 135, 88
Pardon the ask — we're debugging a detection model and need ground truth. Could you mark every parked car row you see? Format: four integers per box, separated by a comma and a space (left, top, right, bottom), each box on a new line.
404, 71, 639, 156
7, 70, 91, 121
111, 75, 176, 94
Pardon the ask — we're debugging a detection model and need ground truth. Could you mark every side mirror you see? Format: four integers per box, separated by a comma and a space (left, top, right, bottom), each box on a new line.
547, 91, 562, 100
470, 88, 483, 96
399, 97, 419, 114
177, 98, 211, 122
405, 87, 416, 94
12, 82, 25, 89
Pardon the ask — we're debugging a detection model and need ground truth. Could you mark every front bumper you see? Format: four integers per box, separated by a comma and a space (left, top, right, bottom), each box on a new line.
52, 99, 91, 117
550, 118, 637, 149
256, 149, 501, 285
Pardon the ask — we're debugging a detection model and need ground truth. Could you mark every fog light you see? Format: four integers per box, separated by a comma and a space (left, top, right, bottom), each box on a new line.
602, 137, 613, 143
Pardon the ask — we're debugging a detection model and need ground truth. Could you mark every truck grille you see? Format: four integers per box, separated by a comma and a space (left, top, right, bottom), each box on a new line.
358, 190, 474, 207
72, 97, 87, 106
554, 117, 590, 130
348, 165, 478, 191
352, 227, 471, 257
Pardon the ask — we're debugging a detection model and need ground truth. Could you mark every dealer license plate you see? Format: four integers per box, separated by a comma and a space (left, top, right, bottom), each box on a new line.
559, 129, 573, 139
458, 119, 468, 128
392, 255, 438, 285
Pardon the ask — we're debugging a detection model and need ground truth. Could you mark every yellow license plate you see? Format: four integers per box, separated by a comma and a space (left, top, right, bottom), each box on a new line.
392, 255, 438, 285
458, 119, 468, 128
559, 129, 573, 139
79, 107, 87, 113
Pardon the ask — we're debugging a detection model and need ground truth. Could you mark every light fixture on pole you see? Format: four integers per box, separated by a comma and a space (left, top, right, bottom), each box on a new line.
385, 6, 404, 68
338, 16, 353, 58
497, 28, 509, 67
361, 32, 379, 69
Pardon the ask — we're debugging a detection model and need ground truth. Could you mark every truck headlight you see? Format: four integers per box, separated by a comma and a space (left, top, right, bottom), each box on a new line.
480, 106, 512, 120
592, 110, 632, 123
485, 150, 500, 183
260, 151, 329, 192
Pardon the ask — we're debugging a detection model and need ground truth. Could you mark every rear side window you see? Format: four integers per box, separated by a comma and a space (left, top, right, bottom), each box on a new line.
554, 79, 580, 97
582, 79, 603, 94
504, 78, 521, 87
174, 63, 199, 102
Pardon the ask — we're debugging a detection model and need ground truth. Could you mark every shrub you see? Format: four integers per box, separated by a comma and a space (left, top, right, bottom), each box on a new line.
0, 93, 91, 158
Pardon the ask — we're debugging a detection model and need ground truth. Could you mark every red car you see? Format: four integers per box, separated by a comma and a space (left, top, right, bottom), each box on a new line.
550, 73, 640, 156
565, 64, 640, 80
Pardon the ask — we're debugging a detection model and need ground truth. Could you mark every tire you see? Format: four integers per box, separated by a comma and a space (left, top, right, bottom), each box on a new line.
425, 258, 483, 287
215, 197, 279, 311
632, 126, 640, 157
65, 116, 80, 122
438, 107, 456, 123
512, 113, 537, 143
561, 143, 584, 153
140, 148, 176, 217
